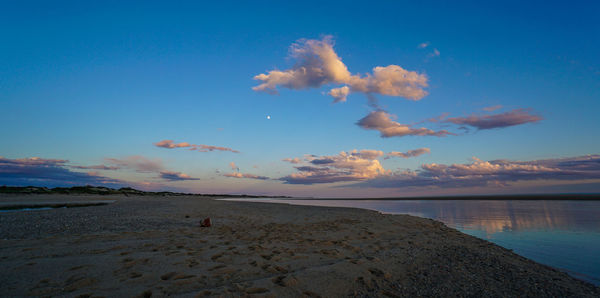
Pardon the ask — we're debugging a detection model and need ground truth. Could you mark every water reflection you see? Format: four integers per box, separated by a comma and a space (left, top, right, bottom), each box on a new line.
372, 200, 598, 235
235, 199, 599, 234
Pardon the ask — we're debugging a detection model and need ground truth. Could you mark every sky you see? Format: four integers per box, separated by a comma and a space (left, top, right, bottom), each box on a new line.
1, 1, 600, 197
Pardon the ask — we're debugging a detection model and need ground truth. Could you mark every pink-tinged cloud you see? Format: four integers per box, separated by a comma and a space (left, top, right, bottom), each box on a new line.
71, 165, 121, 170
159, 171, 200, 181
192, 145, 240, 153
385, 148, 431, 159
0, 157, 68, 166
445, 108, 542, 130
0, 156, 125, 188
154, 140, 192, 148
283, 157, 302, 164
223, 172, 269, 180
353, 155, 600, 188
105, 156, 164, 173
482, 105, 503, 112
425, 112, 450, 123
345, 65, 428, 100
351, 149, 385, 160
357, 111, 453, 138
281, 149, 389, 184
253, 36, 428, 103
328, 86, 350, 103
155, 140, 240, 153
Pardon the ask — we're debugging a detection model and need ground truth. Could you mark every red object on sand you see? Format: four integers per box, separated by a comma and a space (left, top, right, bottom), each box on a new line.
200, 217, 212, 227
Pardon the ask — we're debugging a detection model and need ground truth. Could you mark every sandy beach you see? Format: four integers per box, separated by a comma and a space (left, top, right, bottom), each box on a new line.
1, 194, 598, 297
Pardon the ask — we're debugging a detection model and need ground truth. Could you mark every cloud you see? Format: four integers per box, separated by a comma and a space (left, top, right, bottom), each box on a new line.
445, 108, 542, 130
229, 162, 239, 171
253, 36, 351, 92
429, 48, 440, 58
310, 158, 335, 165
223, 172, 270, 180
354, 155, 600, 188
71, 165, 121, 170
358, 108, 540, 138
159, 171, 200, 181
280, 150, 389, 184
352, 149, 385, 160
191, 145, 240, 153
154, 140, 240, 153
424, 112, 450, 123
418, 42, 439, 58
253, 36, 428, 103
154, 140, 191, 148
280, 151, 600, 188
283, 157, 302, 164
105, 156, 164, 173
345, 65, 428, 100
482, 105, 503, 112
0, 156, 125, 188
328, 86, 350, 103
385, 148, 431, 159
357, 110, 453, 138
0, 157, 68, 166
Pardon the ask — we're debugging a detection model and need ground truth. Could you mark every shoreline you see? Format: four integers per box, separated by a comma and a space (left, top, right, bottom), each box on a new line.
238, 194, 600, 201
1, 194, 598, 297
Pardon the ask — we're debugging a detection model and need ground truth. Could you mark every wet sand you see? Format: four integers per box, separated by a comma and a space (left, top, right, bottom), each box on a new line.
1, 194, 598, 297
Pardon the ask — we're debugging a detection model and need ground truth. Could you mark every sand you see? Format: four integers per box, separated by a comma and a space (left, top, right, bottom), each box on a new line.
0, 194, 598, 297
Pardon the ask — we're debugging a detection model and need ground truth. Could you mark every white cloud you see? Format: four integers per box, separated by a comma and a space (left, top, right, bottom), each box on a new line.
346, 65, 428, 100
253, 37, 428, 103
354, 155, 600, 188
281, 149, 389, 184
328, 86, 350, 103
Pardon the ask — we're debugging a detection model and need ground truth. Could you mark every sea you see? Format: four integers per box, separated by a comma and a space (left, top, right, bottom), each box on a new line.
223, 198, 600, 285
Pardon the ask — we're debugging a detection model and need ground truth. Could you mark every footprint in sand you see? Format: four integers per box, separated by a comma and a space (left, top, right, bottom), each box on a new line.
136, 289, 152, 298
272, 275, 298, 287
160, 272, 177, 280
208, 264, 226, 271
172, 274, 196, 280
210, 252, 225, 261
63, 274, 96, 292
245, 287, 269, 294
129, 272, 142, 279
260, 254, 273, 260
187, 258, 199, 268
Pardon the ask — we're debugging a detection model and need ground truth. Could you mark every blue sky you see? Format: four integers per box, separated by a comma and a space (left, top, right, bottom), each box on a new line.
1, 1, 599, 197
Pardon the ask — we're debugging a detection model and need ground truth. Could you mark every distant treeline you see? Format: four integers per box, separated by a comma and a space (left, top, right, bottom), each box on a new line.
0, 185, 291, 198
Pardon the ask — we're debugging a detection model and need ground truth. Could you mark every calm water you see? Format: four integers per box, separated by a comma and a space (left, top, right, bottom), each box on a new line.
225, 199, 600, 285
